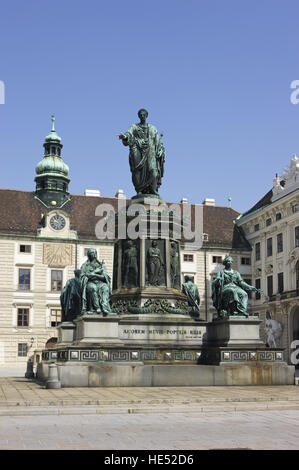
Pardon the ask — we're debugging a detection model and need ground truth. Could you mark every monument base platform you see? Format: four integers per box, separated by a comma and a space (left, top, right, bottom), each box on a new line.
36, 361, 294, 387
36, 315, 295, 387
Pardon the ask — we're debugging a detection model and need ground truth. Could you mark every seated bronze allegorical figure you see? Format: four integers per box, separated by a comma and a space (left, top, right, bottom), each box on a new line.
80, 248, 116, 316
212, 256, 263, 318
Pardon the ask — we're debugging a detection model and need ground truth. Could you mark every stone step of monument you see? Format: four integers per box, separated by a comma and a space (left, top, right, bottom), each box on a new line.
0, 394, 299, 408
0, 400, 299, 417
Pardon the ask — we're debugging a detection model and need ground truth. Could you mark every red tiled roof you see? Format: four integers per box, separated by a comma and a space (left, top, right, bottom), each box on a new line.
0, 189, 248, 249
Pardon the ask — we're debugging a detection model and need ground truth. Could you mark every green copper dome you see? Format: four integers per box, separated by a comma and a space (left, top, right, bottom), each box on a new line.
35, 115, 70, 208
35, 155, 69, 176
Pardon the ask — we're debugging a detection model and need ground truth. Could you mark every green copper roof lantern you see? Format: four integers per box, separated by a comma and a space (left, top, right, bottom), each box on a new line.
44, 115, 62, 143
34, 115, 70, 208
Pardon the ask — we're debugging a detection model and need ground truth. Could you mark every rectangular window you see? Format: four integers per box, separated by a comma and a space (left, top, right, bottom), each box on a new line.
254, 224, 260, 232
18, 268, 30, 290
50, 309, 61, 327
255, 279, 261, 300
266, 218, 272, 227
17, 308, 29, 327
18, 343, 27, 357
276, 213, 282, 221
278, 272, 284, 294
84, 248, 89, 256
19, 245, 31, 253
292, 204, 299, 214
295, 226, 299, 248
267, 238, 273, 257
212, 256, 222, 264
51, 270, 63, 291
241, 257, 251, 265
183, 254, 194, 262
267, 275, 273, 297
255, 243, 261, 261
277, 233, 283, 253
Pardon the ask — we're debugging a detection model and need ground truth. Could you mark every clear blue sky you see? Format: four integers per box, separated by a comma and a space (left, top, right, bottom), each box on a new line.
1, 0, 299, 213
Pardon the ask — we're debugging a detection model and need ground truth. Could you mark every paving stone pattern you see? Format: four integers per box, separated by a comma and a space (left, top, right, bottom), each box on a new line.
0, 410, 298, 450
0, 378, 298, 449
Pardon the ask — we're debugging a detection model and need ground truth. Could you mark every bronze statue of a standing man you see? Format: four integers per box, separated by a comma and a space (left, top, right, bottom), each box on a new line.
118, 109, 165, 196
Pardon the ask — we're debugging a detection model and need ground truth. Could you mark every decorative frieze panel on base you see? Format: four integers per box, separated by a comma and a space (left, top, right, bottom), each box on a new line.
198, 347, 285, 365
41, 346, 203, 364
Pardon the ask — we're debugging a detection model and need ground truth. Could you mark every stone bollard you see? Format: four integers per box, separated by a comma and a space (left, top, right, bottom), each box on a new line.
25, 358, 35, 379
46, 363, 61, 389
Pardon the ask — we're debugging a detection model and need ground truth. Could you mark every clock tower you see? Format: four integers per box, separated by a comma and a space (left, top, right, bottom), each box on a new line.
35, 116, 70, 208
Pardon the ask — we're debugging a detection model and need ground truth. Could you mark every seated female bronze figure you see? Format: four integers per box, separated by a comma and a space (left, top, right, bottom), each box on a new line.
212, 256, 262, 318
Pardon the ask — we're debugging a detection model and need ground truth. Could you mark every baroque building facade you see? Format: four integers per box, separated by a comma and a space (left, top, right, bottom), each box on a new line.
0, 118, 252, 367
236, 155, 299, 363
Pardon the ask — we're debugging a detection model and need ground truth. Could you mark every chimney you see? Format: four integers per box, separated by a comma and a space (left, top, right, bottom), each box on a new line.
202, 198, 215, 206
115, 189, 125, 199
84, 189, 101, 197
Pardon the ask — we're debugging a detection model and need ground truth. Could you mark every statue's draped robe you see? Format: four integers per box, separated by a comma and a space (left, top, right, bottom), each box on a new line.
60, 277, 81, 321
212, 269, 253, 316
80, 259, 111, 314
123, 246, 138, 286
182, 281, 200, 313
147, 247, 163, 285
170, 247, 179, 287
123, 123, 165, 194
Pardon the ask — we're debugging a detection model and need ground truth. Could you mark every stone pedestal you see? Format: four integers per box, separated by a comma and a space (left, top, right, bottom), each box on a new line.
111, 196, 188, 316
74, 315, 121, 344
199, 316, 287, 367
57, 322, 76, 344
207, 317, 264, 347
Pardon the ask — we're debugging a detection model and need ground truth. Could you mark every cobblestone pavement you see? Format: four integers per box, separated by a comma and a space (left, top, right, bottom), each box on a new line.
0, 409, 298, 450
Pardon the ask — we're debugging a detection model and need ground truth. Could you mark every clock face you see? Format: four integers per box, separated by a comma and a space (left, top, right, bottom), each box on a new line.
50, 214, 66, 231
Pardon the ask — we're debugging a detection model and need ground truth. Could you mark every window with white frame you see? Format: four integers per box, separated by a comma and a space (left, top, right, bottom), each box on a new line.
19, 244, 31, 253
18, 268, 31, 290
183, 254, 194, 262
50, 309, 61, 327
51, 270, 63, 291
17, 308, 29, 327
18, 343, 27, 357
